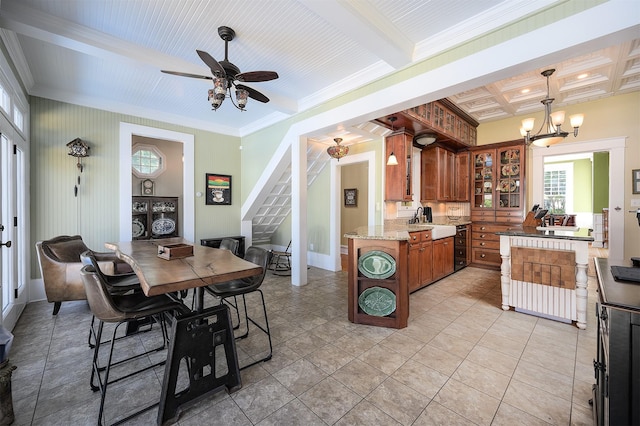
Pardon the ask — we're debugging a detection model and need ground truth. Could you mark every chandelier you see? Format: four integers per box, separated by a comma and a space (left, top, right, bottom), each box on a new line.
327, 137, 349, 161
520, 69, 584, 147
208, 77, 249, 111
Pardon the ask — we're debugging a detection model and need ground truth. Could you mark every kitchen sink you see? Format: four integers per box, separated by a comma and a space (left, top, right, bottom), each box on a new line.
430, 225, 457, 240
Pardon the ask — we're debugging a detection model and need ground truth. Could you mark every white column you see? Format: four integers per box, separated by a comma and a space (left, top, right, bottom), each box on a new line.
499, 235, 511, 310
574, 240, 589, 329
291, 137, 308, 286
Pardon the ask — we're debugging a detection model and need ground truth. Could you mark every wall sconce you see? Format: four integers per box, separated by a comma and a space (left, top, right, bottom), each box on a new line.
67, 138, 90, 196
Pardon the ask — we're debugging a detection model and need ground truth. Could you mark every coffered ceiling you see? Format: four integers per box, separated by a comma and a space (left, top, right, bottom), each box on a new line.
450, 40, 640, 123
0, 0, 638, 142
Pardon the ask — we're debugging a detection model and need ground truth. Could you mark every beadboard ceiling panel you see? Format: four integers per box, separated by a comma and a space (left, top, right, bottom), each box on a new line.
0, 0, 638, 140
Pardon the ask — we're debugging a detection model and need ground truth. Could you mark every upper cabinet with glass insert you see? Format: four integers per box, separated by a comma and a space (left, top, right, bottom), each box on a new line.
470, 142, 525, 223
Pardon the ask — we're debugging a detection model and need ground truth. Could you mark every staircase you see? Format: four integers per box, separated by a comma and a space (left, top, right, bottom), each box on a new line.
245, 121, 390, 247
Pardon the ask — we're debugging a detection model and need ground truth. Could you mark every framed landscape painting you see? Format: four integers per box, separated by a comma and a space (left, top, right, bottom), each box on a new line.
206, 173, 232, 205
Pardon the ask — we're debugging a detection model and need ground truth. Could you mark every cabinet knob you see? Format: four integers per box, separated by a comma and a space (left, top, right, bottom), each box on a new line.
481, 227, 486, 230
480, 234, 485, 238
480, 242, 485, 246
481, 254, 486, 258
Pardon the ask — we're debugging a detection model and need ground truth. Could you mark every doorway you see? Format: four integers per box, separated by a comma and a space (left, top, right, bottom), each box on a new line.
118, 123, 195, 242
532, 137, 625, 263
330, 151, 377, 272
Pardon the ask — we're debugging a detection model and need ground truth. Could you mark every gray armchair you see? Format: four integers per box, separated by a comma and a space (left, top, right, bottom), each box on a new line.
35, 235, 132, 315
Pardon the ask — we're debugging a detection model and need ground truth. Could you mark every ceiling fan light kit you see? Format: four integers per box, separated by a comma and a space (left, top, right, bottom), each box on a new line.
162, 26, 278, 112
520, 69, 584, 148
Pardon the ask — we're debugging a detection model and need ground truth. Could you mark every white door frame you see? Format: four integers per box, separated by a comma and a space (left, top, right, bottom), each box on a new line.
119, 123, 195, 241
329, 150, 377, 271
532, 137, 626, 263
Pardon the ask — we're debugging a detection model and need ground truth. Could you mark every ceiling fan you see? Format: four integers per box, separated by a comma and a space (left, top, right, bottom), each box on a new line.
161, 26, 279, 111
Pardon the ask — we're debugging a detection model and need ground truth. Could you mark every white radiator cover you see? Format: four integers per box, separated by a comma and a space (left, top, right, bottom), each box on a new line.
509, 280, 577, 321
500, 234, 590, 328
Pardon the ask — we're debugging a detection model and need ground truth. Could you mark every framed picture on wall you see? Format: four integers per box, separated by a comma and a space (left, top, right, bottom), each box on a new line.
633, 169, 640, 194
206, 173, 232, 205
344, 188, 357, 207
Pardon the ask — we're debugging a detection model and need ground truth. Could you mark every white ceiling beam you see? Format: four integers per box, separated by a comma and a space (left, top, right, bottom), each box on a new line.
297, 0, 414, 69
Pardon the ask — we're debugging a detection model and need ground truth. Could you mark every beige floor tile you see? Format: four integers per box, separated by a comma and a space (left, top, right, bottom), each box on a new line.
391, 359, 449, 399
365, 378, 431, 426
451, 359, 511, 400
256, 399, 325, 426
272, 358, 327, 396
427, 331, 477, 358
334, 400, 401, 426
332, 358, 388, 397
491, 402, 551, 426
333, 332, 377, 357
358, 344, 407, 375
305, 343, 355, 374
231, 376, 295, 424
432, 378, 501, 426
502, 378, 571, 425
379, 331, 425, 358
13, 265, 600, 426
413, 401, 476, 426
299, 376, 362, 425
412, 344, 463, 376
512, 359, 574, 400
464, 344, 519, 376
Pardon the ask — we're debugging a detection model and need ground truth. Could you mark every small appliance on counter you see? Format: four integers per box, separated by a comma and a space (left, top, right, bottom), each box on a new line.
423, 206, 432, 223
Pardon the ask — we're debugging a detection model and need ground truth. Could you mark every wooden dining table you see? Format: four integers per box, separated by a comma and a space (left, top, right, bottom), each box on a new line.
104, 237, 263, 425
105, 237, 262, 311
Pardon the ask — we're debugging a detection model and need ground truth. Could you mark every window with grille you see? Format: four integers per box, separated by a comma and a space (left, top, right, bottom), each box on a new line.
544, 163, 572, 214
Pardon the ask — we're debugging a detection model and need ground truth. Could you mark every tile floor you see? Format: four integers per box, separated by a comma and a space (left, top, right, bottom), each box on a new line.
9, 265, 598, 425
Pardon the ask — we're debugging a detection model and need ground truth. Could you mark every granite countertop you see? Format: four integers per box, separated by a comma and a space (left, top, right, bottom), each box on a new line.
344, 218, 472, 241
496, 226, 594, 241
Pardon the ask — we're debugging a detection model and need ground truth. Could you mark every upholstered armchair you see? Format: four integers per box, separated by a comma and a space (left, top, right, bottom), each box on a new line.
35, 235, 131, 315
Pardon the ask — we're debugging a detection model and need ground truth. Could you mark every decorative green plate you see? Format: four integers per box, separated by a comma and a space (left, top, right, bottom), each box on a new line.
358, 287, 396, 316
358, 250, 396, 279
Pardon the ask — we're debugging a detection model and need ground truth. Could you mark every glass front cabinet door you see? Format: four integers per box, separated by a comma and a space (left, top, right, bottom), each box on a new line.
472, 151, 494, 209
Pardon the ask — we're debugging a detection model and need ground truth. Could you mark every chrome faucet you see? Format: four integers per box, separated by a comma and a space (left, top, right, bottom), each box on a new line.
414, 207, 423, 224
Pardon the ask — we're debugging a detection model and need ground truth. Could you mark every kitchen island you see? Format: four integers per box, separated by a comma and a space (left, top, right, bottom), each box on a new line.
345, 221, 468, 328
496, 226, 593, 329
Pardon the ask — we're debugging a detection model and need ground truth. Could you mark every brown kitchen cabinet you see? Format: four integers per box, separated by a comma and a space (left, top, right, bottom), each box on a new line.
469, 141, 525, 269
385, 131, 413, 201
454, 151, 470, 201
421, 146, 470, 203
432, 236, 454, 281
421, 146, 454, 202
408, 230, 433, 292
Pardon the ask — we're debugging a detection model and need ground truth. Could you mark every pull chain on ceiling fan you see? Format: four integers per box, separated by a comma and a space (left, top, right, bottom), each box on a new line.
161, 26, 279, 111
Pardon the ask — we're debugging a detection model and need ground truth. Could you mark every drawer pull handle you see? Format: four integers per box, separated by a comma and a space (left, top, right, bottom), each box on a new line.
480, 234, 485, 238
481, 254, 486, 258
480, 242, 485, 246
481, 227, 486, 230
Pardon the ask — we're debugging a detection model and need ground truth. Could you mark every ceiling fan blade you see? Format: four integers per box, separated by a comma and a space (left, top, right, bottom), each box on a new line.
236, 84, 270, 103
161, 70, 212, 80
196, 50, 225, 76
235, 71, 279, 82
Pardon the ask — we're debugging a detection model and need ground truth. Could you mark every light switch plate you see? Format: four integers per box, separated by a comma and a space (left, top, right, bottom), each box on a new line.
631, 198, 640, 207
